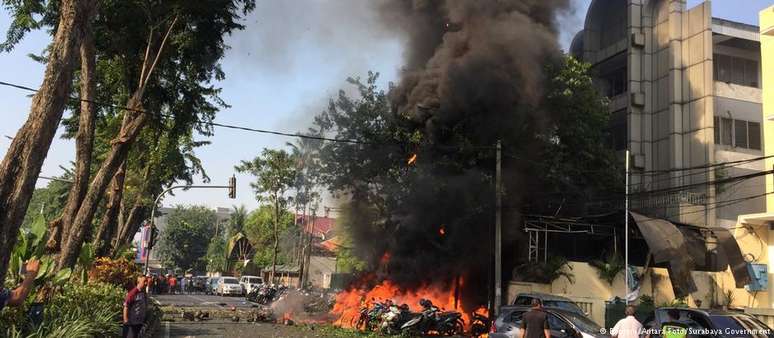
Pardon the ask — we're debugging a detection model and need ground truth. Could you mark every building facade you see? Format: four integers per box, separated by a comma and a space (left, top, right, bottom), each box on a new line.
571, 0, 765, 228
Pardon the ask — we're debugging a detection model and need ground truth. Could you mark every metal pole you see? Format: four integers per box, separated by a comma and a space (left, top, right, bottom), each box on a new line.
143, 184, 233, 275
494, 140, 502, 315
625, 150, 630, 305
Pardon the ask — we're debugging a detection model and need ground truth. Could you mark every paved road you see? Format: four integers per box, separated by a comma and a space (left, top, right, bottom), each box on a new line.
153, 293, 256, 308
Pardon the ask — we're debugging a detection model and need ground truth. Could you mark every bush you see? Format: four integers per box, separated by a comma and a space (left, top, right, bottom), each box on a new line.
89, 257, 141, 289
1, 282, 124, 338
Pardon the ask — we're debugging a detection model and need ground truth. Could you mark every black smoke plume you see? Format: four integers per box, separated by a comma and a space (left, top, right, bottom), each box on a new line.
341, 0, 571, 307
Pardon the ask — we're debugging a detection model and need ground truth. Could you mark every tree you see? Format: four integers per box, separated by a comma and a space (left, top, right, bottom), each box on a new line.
205, 236, 228, 273
56, 0, 257, 269
243, 205, 295, 269
156, 206, 217, 272
0, 0, 95, 282
236, 151, 296, 284
228, 205, 248, 236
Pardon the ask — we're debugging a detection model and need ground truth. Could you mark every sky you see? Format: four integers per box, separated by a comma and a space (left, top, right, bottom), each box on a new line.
0, 0, 771, 212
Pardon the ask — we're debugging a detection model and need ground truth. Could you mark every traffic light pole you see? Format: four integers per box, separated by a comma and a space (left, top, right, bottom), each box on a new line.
143, 176, 236, 275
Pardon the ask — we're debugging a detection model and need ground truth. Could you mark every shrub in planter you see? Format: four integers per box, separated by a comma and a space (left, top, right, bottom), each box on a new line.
89, 257, 141, 289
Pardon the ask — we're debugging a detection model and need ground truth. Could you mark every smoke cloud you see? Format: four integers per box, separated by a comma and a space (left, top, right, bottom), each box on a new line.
341, 0, 572, 307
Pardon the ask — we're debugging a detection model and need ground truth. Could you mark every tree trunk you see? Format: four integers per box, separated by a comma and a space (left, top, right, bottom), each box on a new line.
92, 161, 126, 257
270, 195, 279, 284
0, 0, 92, 282
50, 24, 98, 253
57, 16, 178, 270
58, 98, 148, 269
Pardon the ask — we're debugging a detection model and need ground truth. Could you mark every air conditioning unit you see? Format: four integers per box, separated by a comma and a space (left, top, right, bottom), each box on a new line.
745, 263, 767, 291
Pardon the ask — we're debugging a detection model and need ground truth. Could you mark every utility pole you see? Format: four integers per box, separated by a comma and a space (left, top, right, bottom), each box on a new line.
624, 150, 630, 305
494, 140, 503, 315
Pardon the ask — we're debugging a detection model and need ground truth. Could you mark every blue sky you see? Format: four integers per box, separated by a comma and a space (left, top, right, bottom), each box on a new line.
0, 0, 771, 211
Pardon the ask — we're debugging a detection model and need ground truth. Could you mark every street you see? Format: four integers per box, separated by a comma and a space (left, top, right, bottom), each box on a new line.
152, 293, 363, 338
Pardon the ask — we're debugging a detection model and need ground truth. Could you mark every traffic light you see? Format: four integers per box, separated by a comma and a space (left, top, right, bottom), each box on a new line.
228, 175, 236, 199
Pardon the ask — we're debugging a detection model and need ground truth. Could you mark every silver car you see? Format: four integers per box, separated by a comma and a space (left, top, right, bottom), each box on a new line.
216, 277, 243, 296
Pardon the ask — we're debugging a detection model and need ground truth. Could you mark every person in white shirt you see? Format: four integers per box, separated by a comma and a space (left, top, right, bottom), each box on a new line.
611, 305, 643, 338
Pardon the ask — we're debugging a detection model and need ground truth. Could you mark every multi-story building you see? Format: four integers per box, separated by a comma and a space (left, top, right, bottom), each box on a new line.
570, 0, 765, 228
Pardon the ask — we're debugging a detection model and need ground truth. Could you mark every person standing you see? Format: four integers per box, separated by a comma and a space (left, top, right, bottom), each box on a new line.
611, 305, 643, 338
180, 276, 187, 294
520, 299, 551, 338
0, 259, 40, 311
168, 275, 177, 294
123, 275, 148, 338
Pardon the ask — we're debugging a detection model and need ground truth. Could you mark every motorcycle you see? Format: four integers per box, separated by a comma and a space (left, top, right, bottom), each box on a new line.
400, 299, 464, 336
379, 304, 412, 335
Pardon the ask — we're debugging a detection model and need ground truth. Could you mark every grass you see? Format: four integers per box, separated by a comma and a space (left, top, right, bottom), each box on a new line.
299, 324, 404, 338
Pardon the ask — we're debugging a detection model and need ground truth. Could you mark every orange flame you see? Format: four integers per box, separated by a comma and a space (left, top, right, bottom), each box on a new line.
439, 225, 446, 236
331, 276, 482, 331
407, 153, 418, 165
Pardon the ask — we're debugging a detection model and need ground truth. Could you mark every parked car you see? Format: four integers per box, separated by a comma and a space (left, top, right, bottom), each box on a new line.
239, 275, 264, 293
192, 276, 208, 291
205, 277, 220, 295
513, 293, 586, 316
642, 307, 774, 338
490, 306, 606, 338
216, 277, 244, 296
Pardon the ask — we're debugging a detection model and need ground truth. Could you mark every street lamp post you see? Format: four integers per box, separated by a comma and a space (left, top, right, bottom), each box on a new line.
143, 176, 236, 275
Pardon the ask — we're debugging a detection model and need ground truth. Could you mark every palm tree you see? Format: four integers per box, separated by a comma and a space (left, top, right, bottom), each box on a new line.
229, 205, 248, 236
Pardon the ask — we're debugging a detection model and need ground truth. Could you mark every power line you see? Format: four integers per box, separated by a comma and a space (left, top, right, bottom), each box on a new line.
0, 80, 369, 145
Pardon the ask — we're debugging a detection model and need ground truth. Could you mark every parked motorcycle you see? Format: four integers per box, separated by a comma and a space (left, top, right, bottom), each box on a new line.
470, 312, 491, 337
400, 299, 464, 336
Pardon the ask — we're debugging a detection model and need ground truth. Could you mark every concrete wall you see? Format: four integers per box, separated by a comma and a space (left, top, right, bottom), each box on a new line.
508, 259, 770, 326
307, 256, 337, 289
761, 6, 774, 213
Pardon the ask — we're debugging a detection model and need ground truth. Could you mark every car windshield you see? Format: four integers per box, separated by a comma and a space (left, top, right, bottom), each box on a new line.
223, 278, 239, 284
248, 278, 262, 283
562, 312, 602, 333
545, 301, 584, 314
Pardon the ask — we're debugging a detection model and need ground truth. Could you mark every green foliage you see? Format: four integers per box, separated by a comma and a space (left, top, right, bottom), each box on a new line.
243, 205, 294, 268
512, 256, 575, 284
8, 216, 72, 293
157, 205, 217, 272
589, 253, 625, 285
236, 149, 297, 206
88, 257, 140, 289
21, 176, 71, 230
1, 282, 124, 338
205, 235, 228, 273
228, 205, 248, 236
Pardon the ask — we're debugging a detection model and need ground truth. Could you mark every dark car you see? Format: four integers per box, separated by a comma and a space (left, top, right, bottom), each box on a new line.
642, 307, 774, 338
513, 293, 587, 317
490, 306, 607, 338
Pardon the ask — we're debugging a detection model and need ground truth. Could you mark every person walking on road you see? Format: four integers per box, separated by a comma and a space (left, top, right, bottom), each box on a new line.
0, 259, 40, 311
611, 305, 643, 338
123, 275, 148, 338
520, 299, 551, 338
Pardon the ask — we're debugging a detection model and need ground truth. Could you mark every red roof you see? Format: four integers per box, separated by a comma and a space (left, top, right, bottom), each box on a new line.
296, 215, 335, 238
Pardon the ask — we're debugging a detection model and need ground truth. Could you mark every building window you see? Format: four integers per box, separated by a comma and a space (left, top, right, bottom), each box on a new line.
721, 117, 733, 146
714, 117, 762, 151
714, 54, 759, 88
748, 122, 761, 150
734, 120, 748, 148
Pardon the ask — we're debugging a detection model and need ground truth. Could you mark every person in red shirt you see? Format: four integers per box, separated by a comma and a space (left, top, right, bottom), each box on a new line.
123, 276, 148, 338
168, 275, 177, 294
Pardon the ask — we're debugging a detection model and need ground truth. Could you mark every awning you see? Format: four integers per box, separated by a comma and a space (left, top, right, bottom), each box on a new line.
630, 212, 752, 297
630, 212, 697, 297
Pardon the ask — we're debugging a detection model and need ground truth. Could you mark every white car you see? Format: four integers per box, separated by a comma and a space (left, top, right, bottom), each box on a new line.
239, 275, 264, 293
216, 277, 243, 296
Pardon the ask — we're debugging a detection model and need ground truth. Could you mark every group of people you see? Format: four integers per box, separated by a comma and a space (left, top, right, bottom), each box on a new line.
145, 273, 186, 294
519, 300, 688, 338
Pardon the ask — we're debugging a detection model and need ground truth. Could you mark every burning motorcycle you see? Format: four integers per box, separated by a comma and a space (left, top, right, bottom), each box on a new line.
400, 299, 464, 336
470, 311, 492, 337
379, 303, 412, 335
